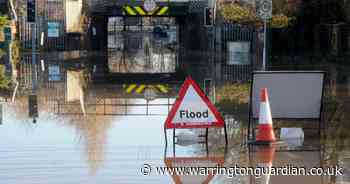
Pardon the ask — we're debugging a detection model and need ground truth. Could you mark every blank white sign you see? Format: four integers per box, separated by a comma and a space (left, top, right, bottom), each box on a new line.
252, 71, 325, 119
227, 41, 250, 65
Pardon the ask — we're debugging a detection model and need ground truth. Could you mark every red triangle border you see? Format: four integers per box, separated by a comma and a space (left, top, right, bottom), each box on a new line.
165, 77, 225, 129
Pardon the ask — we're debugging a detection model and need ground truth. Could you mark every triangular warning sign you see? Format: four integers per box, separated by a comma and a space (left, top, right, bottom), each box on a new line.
165, 77, 224, 129
164, 157, 225, 184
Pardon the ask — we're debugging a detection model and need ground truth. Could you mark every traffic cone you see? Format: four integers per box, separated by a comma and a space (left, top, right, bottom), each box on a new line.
256, 88, 276, 144
255, 145, 276, 184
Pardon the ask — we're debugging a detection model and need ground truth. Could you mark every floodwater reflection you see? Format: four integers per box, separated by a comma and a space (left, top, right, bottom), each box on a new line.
0, 57, 349, 183
0, 102, 174, 183
1, 93, 350, 183
63, 116, 112, 175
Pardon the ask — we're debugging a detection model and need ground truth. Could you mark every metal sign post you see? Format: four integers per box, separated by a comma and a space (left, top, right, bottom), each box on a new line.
263, 19, 267, 71
256, 0, 272, 71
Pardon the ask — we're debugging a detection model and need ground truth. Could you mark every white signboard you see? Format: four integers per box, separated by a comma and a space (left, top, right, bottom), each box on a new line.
47, 22, 60, 38
227, 41, 250, 65
251, 71, 325, 119
48, 65, 61, 81
173, 85, 216, 123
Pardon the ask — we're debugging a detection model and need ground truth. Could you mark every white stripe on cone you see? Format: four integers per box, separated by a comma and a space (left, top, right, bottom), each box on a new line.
256, 88, 276, 142
259, 89, 273, 125
259, 101, 273, 125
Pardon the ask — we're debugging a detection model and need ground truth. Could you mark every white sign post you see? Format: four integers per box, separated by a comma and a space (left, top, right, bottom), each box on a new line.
256, 0, 272, 71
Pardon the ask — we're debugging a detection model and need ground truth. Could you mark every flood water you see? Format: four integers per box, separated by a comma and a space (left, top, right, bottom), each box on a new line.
0, 52, 349, 184
0, 107, 174, 183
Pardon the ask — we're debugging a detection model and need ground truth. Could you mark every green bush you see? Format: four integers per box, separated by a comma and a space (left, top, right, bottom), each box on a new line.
0, 15, 9, 29
216, 83, 250, 105
0, 49, 5, 59
218, 4, 293, 28
10, 39, 20, 66
215, 83, 250, 122
0, 65, 10, 89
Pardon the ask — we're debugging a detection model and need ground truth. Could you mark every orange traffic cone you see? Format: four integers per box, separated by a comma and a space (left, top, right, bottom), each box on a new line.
255, 145, 276, 184
256, 88, 276, 144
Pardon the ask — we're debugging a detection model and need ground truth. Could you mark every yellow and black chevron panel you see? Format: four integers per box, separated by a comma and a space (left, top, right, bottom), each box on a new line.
123, 84, 169, 94
123, 5, 169, 16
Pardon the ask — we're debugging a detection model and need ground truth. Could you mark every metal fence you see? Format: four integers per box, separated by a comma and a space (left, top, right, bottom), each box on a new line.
217, 24, 258, 82
221, 64, 251, 81
52, 97, 174, 116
